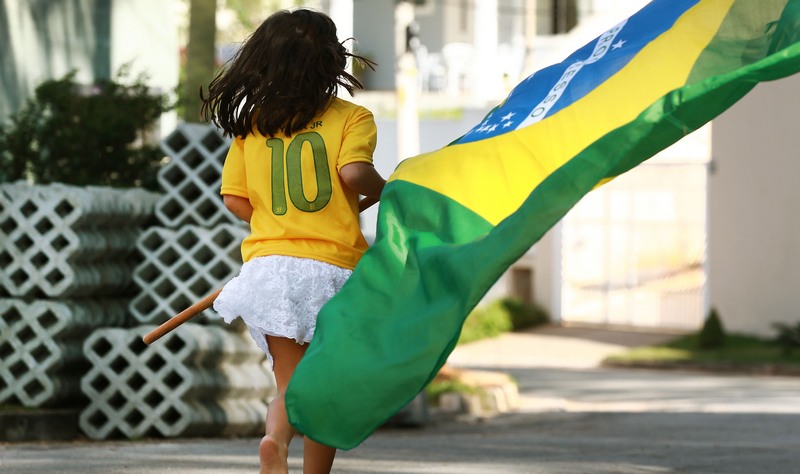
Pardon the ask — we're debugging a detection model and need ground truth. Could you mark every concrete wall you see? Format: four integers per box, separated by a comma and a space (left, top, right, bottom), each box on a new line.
353, 0, 395, 90
709, 74, 800, 336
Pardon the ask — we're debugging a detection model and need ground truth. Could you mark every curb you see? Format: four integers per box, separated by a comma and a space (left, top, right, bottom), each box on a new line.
0, 408, 80, 442
428, 366, 520, 419
602, 360, 800, 377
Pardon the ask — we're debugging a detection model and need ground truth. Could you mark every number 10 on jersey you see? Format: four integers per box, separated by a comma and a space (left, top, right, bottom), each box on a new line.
268, 132, 332, 215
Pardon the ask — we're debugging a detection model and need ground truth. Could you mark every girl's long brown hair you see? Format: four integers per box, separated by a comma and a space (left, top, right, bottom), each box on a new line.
201, 9, 375, 138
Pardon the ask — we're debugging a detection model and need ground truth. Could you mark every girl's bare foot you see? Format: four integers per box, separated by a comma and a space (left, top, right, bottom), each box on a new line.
259, 435, 288, 474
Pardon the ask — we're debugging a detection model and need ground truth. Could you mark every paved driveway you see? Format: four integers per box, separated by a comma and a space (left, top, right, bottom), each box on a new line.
3, 326, 800, 473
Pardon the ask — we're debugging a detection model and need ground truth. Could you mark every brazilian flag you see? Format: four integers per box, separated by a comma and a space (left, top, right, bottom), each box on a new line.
287, 0, 800, 449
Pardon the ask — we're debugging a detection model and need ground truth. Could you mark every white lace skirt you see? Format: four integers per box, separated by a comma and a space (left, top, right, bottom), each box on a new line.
213, 255, 352, 367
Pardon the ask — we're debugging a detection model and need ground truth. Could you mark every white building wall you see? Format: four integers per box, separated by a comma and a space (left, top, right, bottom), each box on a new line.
110, 0, 177, 90
353, 0, 395, 90
709, 74, 800, 336
111, 0, 179, 137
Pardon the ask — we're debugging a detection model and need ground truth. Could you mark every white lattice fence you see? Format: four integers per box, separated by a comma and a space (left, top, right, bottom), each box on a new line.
0, 183, 158, 412
130, 224, 246, 325
155, 124, 237, 228
78, 124, 275, 440
0, 299, 128, 407
80, 325, 271, 439
0, 183, 159, 298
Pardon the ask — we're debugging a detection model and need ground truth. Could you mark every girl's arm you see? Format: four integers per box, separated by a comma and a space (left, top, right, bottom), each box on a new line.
340, 162, 386, 209
223, 194, 253, 223
358, 195, 379, 212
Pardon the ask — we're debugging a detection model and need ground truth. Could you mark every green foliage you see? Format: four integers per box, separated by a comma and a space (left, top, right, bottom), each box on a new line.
0, 67, 171, 189
424, 379, 476, 405
698, 307, 726, 349
0, 404, 30, 412
604, 332, 800, 370
458, 297, 549, 345
772, 321, 800, 357
500, 298, 550, 331
459, 302, 512, 345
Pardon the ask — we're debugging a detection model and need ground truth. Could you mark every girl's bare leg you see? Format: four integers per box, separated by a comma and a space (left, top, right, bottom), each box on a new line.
260, 336, 337, 474
302, 437, 337, 474
260, 336, 305, 474
260, 391, 293, 474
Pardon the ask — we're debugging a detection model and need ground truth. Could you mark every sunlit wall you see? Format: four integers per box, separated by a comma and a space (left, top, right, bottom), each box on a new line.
709, 74, 800, 336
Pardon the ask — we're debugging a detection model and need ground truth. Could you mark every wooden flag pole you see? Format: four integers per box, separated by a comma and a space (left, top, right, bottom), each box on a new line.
141, 196, 378, 346
142, 288, 222, 344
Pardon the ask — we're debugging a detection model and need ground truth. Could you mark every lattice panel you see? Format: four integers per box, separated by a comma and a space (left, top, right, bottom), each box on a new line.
0, 298, 129, 407
79, 325, 274, 439
129, 224, 246, 325
156, 124, 239, 228
0, 183, 159, 298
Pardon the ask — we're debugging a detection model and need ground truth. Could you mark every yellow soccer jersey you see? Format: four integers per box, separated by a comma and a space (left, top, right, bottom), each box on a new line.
220, 98, 377, 270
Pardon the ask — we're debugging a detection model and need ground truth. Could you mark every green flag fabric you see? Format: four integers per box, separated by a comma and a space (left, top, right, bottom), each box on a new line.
286, 0, 800, 449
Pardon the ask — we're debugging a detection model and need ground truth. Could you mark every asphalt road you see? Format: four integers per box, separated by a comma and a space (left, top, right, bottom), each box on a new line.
3, 327, 800, 473
3, 394, 799, 474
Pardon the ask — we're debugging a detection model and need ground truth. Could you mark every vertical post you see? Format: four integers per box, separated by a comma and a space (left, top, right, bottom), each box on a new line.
523, 0, 538, 76
472, 0, 500, 102
92, 0, 112, 80
328, 0, 354, 78
395, 0, 419, 163
183, 0, 217, 123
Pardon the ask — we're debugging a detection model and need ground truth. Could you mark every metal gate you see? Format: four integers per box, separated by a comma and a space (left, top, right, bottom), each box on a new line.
559, 159, 708, 330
